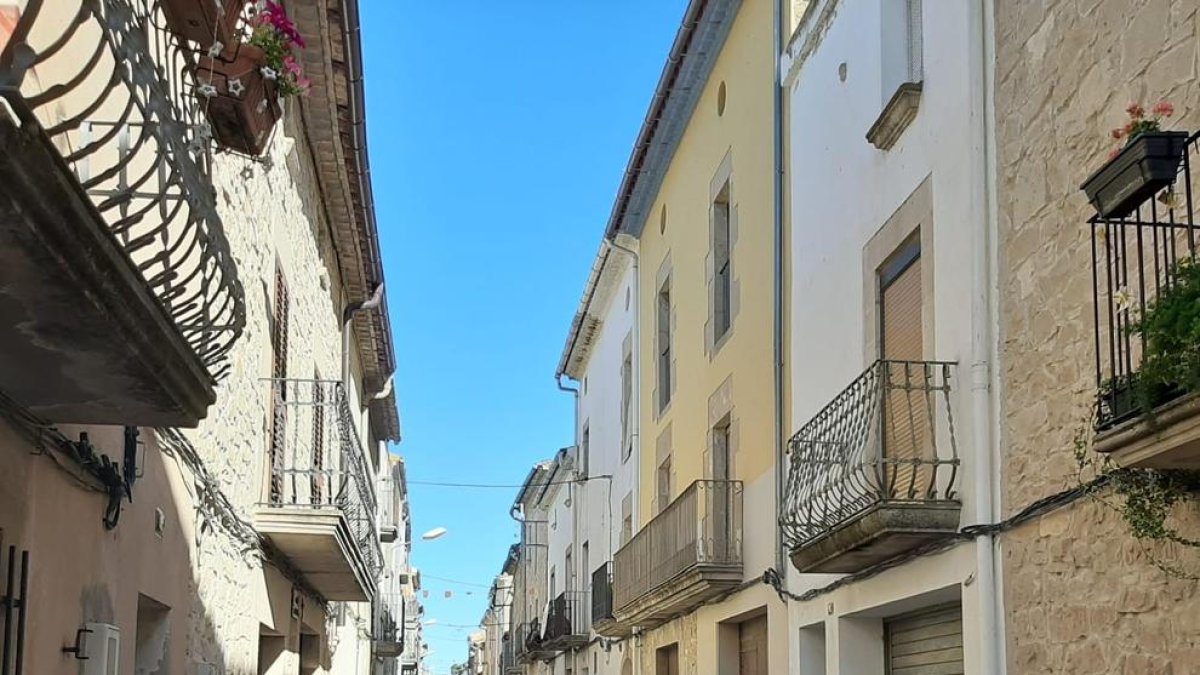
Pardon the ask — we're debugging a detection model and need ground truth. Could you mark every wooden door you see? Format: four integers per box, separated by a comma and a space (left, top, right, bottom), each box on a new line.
656, 644, 679, 675
738, 615, 768, 675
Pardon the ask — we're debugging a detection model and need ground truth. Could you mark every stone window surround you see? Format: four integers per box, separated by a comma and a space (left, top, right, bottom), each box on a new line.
861, 176, 935, 365
705, 375, 738, 482
868, 0, 924, 151
655, 423, 674, 514
706, 149, 739, 359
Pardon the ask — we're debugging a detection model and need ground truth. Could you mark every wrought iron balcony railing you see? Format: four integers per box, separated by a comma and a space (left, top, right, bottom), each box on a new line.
263, 378, 382, 576
780, 361, 960, 566
1092, 132, 1200, 431
612, 479, 742, 614
542, 590, 588, 650
373, 592, 403, 656
0, 0, 245, 378
590, 562, 614, 626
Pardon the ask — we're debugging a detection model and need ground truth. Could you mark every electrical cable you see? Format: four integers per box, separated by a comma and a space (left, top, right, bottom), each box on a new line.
409, 475, 613, 490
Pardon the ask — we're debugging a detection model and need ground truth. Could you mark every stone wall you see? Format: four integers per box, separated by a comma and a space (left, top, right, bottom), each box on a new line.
995, 0, 1200, 672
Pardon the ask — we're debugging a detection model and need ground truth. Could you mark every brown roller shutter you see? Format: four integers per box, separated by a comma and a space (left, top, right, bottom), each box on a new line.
886, 604, 964, 675
880, 248, 931, 498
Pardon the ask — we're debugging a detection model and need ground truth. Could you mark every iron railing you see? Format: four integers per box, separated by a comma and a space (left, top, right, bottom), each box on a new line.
0, 0, 245, 378
612, 479, 743, 611
780, 360, 960, 549
373, 592, 402, 646
590, 562, 614, 625
263, 379, 382, 576
543, 590, 588, 646
501, 633, 519, 673
1091, 132, 1200, 429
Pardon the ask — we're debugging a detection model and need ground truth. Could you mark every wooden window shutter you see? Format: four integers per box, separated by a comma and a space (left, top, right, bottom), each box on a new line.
268, 266, 290, 503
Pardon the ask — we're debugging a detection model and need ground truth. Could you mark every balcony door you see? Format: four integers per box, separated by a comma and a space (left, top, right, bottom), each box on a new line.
878, 236, 931, 499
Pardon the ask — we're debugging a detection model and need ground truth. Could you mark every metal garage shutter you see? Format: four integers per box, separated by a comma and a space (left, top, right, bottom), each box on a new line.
885, 604, 964, 675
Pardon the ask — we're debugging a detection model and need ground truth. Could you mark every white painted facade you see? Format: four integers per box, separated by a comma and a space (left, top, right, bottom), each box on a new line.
566, 253, 639, 675
781, 1, 1000, 673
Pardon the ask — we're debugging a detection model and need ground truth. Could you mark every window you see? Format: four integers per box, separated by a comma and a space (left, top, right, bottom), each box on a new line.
878, 235, 922, 362
656, 455, 673, 513
881, 0, 922, 99
135, 594, 170, 675
712, 420, 731, 482
581, 423, 590, 477
581, 542, 589, 593
621, 492, 633, 545
713, 182, 732, 340
268, 265, 289, 503
657, 279, 672, 411
620, 347, 633, 461
565, 547, 574, 593
878, 234, 928, 495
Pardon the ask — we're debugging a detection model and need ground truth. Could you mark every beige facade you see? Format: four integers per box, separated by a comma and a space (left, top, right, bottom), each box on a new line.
995, 0, 1200, 672
0, 0, 413, 673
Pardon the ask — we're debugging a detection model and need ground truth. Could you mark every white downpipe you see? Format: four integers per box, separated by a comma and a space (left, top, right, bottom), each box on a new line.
971, 0, 1004, 674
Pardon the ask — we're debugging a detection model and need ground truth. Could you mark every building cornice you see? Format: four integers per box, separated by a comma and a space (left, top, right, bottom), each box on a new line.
603, 0, 741, 241
292, 0, 400, 441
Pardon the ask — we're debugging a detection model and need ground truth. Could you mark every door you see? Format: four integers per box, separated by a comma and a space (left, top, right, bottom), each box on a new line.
885, 604, 964, 675
655, 643, 679, 675
879, 238, 930, 498
738, 615, 768, 675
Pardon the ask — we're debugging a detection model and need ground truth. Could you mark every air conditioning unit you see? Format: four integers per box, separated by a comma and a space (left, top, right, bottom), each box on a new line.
81, 623, 120, 675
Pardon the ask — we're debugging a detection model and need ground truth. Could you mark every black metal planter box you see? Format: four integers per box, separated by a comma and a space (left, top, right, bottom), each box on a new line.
1082, 131, 1188, 219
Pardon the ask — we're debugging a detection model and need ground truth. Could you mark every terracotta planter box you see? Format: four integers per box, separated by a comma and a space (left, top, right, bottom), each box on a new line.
1081, 131, 1188, 219
194, 44, 282, 157
161, 0, 243, 48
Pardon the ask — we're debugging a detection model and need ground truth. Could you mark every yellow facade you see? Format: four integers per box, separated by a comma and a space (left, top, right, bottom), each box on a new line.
630, 0, 787, 672
635, 0, 776, 524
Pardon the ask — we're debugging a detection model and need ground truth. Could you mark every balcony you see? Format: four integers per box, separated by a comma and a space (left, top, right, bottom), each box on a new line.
590, 562, 629, 638
0, 0, 244, 426
378, 473, 400, 544
373, 592, 403, 658
542, 591, 589, 652
1091, 132, 1200, 469
254, 379, 382, 601
781, 361, 961, 574
612, 480, 743, 629
514, 620, 555, 664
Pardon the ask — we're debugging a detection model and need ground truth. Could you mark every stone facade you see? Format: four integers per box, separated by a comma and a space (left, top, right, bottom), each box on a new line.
995, 0, 1200, 672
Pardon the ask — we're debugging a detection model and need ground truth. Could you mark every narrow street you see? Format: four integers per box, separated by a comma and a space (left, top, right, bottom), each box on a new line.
0, 1, 1198, 674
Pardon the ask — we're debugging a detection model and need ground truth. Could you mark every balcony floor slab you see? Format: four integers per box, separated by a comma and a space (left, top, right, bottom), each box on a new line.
789, 501, 961, 574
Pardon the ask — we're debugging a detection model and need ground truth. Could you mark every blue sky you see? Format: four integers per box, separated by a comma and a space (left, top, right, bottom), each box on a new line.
362, 3, 688, 672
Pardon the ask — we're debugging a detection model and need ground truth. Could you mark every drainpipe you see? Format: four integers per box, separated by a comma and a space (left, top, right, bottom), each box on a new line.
342, 283, 385, 390
970, 1, 1004, 674
771, 0, 788, 578
607, 238, 640, 529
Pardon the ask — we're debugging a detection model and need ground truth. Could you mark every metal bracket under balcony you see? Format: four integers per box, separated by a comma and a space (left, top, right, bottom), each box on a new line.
254, 380, 382, 601
1091, 132, 1200, 468
612, 480, 743, 630
0, 0, 245, 426
781, 361, 961, 574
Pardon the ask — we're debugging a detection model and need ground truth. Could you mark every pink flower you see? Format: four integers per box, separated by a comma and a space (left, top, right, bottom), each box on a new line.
1152, 101, 1174, 117
1111, 128, 1125, 139
1126, 102, 1145, 119
1108, 148, 1121, 160
283, 55, 303, 76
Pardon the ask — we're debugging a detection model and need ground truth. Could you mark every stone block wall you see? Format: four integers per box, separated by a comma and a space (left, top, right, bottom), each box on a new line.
995, 0, 1200, 672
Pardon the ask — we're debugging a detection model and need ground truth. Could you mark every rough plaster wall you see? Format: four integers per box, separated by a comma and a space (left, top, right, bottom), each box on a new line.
637, 614, 699, 674
170, 104, 367, 673
995, 0, 1200, 672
